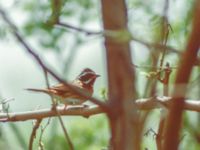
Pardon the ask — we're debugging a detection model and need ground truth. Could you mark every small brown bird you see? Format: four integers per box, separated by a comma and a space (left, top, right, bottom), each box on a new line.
27, 68, 100, 106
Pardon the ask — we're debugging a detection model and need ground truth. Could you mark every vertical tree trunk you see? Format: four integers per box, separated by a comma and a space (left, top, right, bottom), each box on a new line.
163, 2, 200, 150
100, 0, 139, 149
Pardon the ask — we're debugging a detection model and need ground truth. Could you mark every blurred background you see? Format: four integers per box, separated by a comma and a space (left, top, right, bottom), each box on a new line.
0, 0, 200, 149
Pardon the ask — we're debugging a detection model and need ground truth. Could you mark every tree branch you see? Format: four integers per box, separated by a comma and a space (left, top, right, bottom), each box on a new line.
43, 67, 74, 150
56, 22, 102, 35
0, 105, 102, 122
56, 22, 181, 54
29, 119, 42, 150
163, 2, 200, 150
1, 97, 200, 122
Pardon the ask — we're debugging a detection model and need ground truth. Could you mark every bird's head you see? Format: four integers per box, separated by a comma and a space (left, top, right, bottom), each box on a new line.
77, 68, 100, 87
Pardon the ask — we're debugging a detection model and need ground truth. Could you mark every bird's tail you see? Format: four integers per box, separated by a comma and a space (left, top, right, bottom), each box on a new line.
26, 88, 49, 94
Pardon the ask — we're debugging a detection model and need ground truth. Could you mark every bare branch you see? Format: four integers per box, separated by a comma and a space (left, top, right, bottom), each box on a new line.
38, 118, 51, 150
131, 36, 181, 54
57, 110, 74, 150
0, 105, 102, 122
56, 22, 102, 35
133, 64, 178, 70
0, 97, 200, 122
29, 119, 42, 150
43, 68, 74, 150
57, 21, 181, 54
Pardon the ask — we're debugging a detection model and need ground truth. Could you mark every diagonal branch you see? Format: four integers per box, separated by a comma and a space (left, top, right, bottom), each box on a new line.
56, 22, 181, 54
57, 22, 102, 35
43, 66, 74, 150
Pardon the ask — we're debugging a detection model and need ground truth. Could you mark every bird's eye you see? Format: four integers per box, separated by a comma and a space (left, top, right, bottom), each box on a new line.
79, 74, 92, 81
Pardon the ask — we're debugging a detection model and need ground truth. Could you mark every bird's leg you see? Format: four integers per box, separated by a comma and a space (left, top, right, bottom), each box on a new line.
81, 104, 90, 118
51, 97, 58, 110
82, 104, 89, 108
64, 104, 68, 110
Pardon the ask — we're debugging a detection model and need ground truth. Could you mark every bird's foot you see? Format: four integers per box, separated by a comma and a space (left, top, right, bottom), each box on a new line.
82, 104, 90, 108
63, 104, 68, 110
81, 104, 90, 118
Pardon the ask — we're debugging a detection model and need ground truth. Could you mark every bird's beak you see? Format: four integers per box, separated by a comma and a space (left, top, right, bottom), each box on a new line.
95, 74, 100, 78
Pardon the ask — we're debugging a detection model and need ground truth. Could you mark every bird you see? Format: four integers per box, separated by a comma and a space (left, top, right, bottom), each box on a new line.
26, 68, 100, 106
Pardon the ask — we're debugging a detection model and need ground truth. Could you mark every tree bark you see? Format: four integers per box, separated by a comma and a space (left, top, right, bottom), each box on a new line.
163, 2, 200, 150
100, 0, 139, 149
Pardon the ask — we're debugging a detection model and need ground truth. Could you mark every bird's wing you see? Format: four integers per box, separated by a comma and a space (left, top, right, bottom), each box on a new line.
49, 83, 83, 94
50, 83, 87, 99
48, 83, 70, 95
50, 83, 69, 91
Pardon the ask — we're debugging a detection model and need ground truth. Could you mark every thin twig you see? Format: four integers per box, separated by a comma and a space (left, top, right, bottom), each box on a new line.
56, 22, 181, 54
156, 63, 172, 150
38, 118, 51, 150
144, 128, 157, 138
159, 24, 170, 69
43, 70, 57, 107
29, 119, 42, 150
57, 112, 74, 150
43, 68, 74, 150
57, 22, 102, 35
158, 62, 172, 96
131, 36, 181, 54
156, 4, 171, 147
159, 0, 170, 69
133, 64, 178, 70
